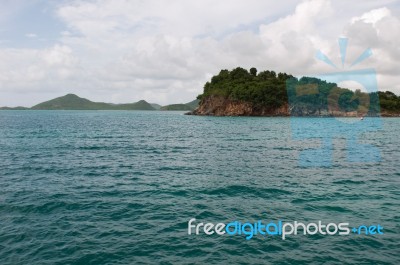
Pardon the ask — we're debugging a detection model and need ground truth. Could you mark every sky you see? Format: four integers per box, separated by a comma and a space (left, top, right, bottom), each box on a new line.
0, 0, 399, 107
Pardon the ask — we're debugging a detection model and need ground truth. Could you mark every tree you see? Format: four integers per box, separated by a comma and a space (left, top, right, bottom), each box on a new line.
250, 67, 257, 76
195, 67, 400, 115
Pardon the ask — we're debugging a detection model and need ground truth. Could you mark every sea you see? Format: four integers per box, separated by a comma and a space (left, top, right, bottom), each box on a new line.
0, 111, 399, 264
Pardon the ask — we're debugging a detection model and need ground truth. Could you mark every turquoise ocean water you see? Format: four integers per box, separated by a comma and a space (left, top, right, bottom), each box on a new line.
0, 111, 399, 264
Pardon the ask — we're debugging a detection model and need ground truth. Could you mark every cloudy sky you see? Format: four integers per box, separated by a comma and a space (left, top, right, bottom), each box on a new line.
0, 0, 399, 107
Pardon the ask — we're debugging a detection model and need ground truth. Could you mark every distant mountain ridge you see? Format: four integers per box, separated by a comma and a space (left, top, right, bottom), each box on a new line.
150, 103, 162, 110
0, 106, 29, 110
161, 99, 199, 111
0, 94, 198, 111
30, 94, 155, 110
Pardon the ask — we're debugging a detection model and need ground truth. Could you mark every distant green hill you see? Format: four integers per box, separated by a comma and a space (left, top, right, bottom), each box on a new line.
161, 99, 199, 111
150, 103, 162, 110
0, 94, 200, 111
0, 106, 29, 110
32, 94, 110, 110
161, 104, 193, 111
185, 99, 200, 109
111, 100, 155, 110
30, 94, 155, 110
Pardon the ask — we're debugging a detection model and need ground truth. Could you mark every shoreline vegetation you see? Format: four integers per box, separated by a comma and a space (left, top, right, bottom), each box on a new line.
0, 94, 199, 111
2, 67, 400, 117
188, 67, 400, 117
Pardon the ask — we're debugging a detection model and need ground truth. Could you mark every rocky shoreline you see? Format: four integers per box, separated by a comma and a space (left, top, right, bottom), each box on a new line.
186, 95, 399, 117
187, 95, 289, 116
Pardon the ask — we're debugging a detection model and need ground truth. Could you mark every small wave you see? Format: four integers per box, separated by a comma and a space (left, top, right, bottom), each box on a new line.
201, 185, 291, 197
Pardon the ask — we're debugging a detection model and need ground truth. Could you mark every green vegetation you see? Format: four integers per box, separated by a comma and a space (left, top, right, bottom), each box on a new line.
112, 100, 155, 110
2, 72, 399, 114
161, 99, 199, 111
286, 76, 380, 115
32, 94, 110, 110
197, 67, 291, 109
197, 67, 400, 115
377, 91, 400, 113
0, 106, 29, 110
150, 103, 162, 110
0, 94, 200, 111
185, 99, 200, 110
161, 104, 193, 111
30, 94, 155, 110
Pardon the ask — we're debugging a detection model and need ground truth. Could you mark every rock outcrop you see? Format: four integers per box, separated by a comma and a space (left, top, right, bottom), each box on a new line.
188, 95, 289, 116
188, 95, 384, 117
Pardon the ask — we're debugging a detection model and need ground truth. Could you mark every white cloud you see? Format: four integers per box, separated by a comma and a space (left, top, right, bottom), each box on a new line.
56, 0, 301, 38
0, 0, 399, 106
0, 45, 79, 92
25, 33, 38, 38
351, 7, 391, 25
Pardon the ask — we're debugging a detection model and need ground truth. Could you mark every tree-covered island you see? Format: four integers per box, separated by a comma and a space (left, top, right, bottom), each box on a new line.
190, 67, 400, 117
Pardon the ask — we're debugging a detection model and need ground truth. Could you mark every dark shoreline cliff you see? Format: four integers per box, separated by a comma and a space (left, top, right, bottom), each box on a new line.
187, 95, 400, 117
188, 95, 289, 116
